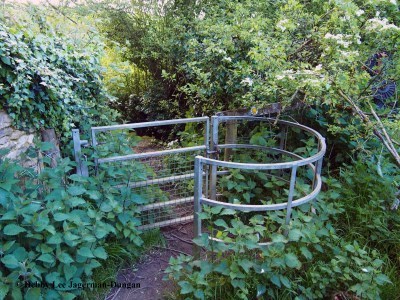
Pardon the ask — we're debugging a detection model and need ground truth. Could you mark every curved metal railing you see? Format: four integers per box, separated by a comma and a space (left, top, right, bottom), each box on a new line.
193, 116, 326, 245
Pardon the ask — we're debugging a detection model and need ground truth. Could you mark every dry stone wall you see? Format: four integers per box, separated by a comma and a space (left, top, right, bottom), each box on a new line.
0, 110, 36, 167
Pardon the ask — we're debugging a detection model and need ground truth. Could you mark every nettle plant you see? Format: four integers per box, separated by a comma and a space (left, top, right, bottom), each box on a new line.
0, 141, 148, 299
165, 192, 391, 300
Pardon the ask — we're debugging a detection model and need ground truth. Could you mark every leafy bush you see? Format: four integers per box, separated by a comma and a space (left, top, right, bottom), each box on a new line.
0, 143, 147, 299
0, 16, 117, 140
165, 197, 391, 300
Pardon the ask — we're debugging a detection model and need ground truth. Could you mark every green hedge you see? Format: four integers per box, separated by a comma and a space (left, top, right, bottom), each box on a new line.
0, 20, 117, 140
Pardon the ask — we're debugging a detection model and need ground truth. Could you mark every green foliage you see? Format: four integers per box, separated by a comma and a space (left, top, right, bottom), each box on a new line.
0, 142, 147, 299
331, 157, 400, 297
165, 197, 391, 299
0, 13, 117, 140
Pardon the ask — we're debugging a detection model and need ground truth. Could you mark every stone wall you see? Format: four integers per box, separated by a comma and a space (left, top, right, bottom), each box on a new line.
0, 110, 36, 167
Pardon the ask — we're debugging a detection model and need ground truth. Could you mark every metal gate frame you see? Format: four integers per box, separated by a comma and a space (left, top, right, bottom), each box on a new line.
72, 115, 326, 232
72, 117, 209, 230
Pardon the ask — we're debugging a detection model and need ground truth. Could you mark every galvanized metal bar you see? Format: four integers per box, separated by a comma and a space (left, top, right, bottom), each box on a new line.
92, 117, 209, 133
115, 172, 204, 189
204, 118, 210, 198
98, 145, 206, 164
217, 144, 303, 160
210, 116, 219, 200
72, 129, 88, 177
193, 157, 203, 258
200, 173, 322, 212
196, 152, 323, 170
137, 196, 194, 212
285, 166, 298, 225
138, 215, 193, 231
217, 116, 326, 150
90, 128, 98, 174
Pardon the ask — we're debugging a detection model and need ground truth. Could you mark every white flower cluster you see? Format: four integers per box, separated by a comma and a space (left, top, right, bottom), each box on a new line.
355, 9, 364, 17
276, 19, 290, 32
324, 33, 354, 48
241, 77, 254, 86
197, 11, 206, 20
366, 18, 400, 32
276, 68, 324, 81
339, 50, 360, 58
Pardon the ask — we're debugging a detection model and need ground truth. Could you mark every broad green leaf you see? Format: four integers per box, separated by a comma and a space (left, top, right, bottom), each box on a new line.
238, 259, 253, 273
178, 281, 194, 294
1, 254, 19, 268
64, 264, 77, 282
67, 186, 86, 196
77, 247, 94, 258
58, 252, 74, 264
375, 274, 392, 285
214, 219, 228, 228
4, 224, 26, 235
280, 275, 291, 288
284, 253, 301, 269
68, 197, 86, 207
37, 253, 55, 264
194, 289, 204, 300
93, 247, 107, 259
271, 274, 281, 287
53, 213, 69, 222
300, 247, 313, 260
288, 229, 303, 241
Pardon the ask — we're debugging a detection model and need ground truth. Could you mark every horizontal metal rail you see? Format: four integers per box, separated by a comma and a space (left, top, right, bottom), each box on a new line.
217, 144, 305, 160
92, 117, 209, 133
137, 197, 194, 212
98, 145, 206, 164
138, 215, 193, 231
114, 172, 204, 189
200, 173, 322, 211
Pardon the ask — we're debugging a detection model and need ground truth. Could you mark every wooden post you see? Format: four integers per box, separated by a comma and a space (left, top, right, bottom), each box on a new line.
40, 129, 61, 168
224, 111, 238, 160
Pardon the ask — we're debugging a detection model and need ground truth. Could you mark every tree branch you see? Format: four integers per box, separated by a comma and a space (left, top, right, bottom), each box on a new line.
336, 88, 400, 168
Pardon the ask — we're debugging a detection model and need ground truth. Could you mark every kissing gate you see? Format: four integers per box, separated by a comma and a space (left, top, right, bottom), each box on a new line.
72, 115, 326, 238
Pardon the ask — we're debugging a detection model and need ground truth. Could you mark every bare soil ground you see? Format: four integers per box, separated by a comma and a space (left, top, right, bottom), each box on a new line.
105, 222, 194, 300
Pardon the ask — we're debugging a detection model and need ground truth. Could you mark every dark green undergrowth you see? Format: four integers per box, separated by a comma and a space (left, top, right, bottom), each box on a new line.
333, 158, 400, 299
164, 154, 400, 299
0, 135, 158, 299
84, 229, 165, 300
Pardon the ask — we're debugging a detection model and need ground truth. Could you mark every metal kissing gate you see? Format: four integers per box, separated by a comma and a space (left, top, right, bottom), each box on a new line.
72, 115, 326, 233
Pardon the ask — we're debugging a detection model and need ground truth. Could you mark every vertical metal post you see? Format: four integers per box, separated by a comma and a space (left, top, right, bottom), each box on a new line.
210, 116, 219, 200
91, 128, 98, 174
72, 129, 88, 177
285, 166, 298, 225
312, 139, 324, 190
193, 156, 203, 258
204, 118, 210, 198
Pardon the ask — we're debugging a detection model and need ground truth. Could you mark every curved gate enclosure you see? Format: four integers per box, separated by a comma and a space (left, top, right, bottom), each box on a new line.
72, 115, 326, 233
194, 116, 326, 244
